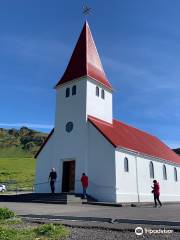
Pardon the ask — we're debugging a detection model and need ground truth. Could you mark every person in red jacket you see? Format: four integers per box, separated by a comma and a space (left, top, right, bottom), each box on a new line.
81, 173, 88, 199
151, 180, 162, 207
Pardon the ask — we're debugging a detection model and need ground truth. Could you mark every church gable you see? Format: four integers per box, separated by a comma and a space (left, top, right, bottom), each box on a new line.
35, 128, 54, 158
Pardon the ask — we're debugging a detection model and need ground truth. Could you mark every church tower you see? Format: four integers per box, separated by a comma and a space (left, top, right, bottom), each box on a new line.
54, 21, 113, 136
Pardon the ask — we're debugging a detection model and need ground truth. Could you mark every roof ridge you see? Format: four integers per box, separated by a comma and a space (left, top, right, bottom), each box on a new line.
88, 115, 113, 127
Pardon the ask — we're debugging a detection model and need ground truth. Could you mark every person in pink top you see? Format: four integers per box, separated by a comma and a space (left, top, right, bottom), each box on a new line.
81, 173, 88, 199
151, 180, 162, 207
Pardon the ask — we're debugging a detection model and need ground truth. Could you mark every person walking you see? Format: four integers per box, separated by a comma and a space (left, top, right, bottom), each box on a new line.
48, 168, 57, 194
151, 180, 162, 207
81, 173, 88, 199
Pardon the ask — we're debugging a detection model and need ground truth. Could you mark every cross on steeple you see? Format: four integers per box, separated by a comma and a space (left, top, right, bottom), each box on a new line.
82, 5, 92, 17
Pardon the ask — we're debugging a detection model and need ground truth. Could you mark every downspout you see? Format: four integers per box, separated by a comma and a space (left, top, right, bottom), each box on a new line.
135, 154, 140, 203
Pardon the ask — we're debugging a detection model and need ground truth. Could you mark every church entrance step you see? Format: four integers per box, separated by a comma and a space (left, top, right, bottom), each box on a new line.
0, 193, 94, 204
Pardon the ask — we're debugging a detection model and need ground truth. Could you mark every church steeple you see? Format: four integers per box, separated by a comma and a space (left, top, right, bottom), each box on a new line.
55, 21, 112, 90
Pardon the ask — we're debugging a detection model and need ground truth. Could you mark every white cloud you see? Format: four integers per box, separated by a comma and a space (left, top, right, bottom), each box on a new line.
0, 33, 70, 64
0, 123, 53, 130
102, 56, 149, 77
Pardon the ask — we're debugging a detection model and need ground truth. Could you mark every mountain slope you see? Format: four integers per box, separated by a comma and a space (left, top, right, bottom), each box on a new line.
0, 127, 48, 158
173, 148, 180, 156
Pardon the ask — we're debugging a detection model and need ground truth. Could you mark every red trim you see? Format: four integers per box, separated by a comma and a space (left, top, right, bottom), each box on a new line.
34, 128, 54, 158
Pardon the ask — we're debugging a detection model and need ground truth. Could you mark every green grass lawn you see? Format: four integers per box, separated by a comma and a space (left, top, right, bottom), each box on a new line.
0, 147, 32, 158
0, 157, 35, 190
0, 208, 69, 240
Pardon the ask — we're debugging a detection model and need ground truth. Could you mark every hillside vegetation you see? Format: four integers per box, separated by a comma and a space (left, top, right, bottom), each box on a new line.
0, 127, 48, 157
0, 127, 48, 190
173, 148, 180, 156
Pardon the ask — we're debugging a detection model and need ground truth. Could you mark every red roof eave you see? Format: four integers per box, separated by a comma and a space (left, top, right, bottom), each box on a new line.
88, 115, 180, 165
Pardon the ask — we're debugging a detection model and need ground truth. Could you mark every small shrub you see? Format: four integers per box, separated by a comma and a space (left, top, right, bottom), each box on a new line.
34, 223, 69, 239
0, 208, 15, 220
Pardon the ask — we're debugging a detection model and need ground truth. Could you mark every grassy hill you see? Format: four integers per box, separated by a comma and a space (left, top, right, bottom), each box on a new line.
0, 127, 48, 190
0, 127, 48, 157
173, 148, 180, 156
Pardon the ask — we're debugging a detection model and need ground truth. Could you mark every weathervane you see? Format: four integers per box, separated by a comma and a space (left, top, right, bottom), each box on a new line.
82, 5, 92, 17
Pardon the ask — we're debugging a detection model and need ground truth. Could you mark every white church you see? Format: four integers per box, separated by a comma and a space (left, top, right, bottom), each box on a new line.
35, 21, 180, 203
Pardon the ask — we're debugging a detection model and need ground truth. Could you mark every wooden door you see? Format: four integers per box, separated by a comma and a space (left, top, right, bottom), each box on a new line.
69, 161, 75, 192
62, 161, 75, 192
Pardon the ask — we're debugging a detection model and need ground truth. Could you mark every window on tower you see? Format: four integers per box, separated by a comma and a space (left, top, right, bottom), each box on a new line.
66, 122, 73, 132
72, 85, 76, 95
101, 89, 105, 99
66, 88, 70, 98
96, 86, 99, 97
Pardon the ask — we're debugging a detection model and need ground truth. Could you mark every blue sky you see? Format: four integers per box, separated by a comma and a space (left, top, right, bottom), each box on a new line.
0, 0, 180, 148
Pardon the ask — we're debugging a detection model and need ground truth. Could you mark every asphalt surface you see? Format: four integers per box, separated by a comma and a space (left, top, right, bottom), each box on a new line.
1, 202, 180, 239
0, 202, 180, 224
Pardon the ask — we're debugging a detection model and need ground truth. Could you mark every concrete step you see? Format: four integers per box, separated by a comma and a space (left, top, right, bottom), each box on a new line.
0, 193, 94, 204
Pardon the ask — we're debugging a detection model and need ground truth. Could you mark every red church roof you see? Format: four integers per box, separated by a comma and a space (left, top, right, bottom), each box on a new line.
55, 21, 112, 90
88, 116, 180, 164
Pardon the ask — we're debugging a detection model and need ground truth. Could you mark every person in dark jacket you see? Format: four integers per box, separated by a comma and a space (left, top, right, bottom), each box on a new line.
81, 173, 88, 199
151, 180, 162, 207
48, 168, 57, 193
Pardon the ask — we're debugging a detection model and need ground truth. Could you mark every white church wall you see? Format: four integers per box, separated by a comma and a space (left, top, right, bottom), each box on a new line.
53, 78, 89, 193
86, 78, 112, 123
137, 155, 180, 202
88, 122, 116, 202
35, 133, 55, 193
115, 148, 180, 203
115, 150, 139, 202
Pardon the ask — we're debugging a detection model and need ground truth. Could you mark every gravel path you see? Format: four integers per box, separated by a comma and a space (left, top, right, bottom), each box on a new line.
23, 218, 180, 239
65, 227, 180, 240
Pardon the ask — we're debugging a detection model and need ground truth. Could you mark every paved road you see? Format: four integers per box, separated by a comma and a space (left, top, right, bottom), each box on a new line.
0, 202, 180, 224
1, 202, 180, 239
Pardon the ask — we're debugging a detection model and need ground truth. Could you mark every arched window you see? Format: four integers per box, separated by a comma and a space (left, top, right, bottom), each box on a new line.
72, 85, 76, 96
124, 157, 129, 172
66, 88, 70, 98
96, 86, 99, 97
101, 89, 105, 99
163, 164, 167, 180
174, 167, 178, 182
149, 161, 154, 179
